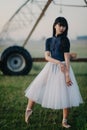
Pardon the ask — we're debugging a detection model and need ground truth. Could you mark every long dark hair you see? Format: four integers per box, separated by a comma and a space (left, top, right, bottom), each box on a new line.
53, 17, 68, 37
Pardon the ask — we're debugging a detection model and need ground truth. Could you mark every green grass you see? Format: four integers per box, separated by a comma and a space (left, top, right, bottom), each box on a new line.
0, 40, 87, 130
0, 62, 87, 130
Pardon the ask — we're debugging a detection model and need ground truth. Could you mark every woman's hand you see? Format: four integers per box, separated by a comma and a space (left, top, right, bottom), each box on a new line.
60, 63, 66, 73
65, 73, 73, 86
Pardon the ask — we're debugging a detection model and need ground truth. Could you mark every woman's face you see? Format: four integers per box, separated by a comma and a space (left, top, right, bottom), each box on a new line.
54, 23, 66, 36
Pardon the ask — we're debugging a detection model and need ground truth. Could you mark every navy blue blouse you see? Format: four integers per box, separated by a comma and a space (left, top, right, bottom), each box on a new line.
45, 36, 70, 61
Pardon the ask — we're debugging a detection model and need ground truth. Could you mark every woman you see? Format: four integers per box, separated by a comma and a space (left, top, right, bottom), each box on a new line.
25, 17, 83, 128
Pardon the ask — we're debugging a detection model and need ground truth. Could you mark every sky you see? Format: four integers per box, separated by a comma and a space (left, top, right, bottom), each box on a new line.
0, 0, 87, 40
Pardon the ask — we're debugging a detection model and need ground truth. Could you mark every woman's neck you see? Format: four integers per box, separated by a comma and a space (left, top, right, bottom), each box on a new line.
55, 34, 62, 37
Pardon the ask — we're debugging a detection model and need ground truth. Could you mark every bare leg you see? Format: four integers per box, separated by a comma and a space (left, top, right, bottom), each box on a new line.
25, 99, 35, 123
26, 99, 35, 110
62, 108, 71, 128
63, 108, 69, 119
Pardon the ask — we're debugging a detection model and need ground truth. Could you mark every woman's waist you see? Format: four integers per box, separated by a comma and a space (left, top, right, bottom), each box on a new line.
51, 55, 64, 61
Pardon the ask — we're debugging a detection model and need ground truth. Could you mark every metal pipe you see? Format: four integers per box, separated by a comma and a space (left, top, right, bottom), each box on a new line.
23, 0, 53, 47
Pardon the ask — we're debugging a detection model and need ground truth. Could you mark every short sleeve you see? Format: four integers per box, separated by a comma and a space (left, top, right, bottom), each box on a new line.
45, 38, 51, 51
63, 37, 70, 52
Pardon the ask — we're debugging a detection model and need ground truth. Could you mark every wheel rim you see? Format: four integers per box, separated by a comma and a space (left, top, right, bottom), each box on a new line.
7, 53, 26, 72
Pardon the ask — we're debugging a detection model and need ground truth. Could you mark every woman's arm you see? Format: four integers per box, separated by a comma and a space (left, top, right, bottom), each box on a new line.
45, 51, 61, 64
64, 53, 70, 74
64, 53, 72, 86
45, 51, 66, 72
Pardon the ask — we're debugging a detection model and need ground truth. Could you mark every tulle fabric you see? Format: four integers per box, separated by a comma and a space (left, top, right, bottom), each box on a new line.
25, 62, 83, 109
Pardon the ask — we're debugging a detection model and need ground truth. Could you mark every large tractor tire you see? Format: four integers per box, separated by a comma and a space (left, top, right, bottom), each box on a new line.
0, 46, 32, 75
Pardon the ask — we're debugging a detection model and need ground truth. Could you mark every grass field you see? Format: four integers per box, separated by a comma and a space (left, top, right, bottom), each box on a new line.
0, 40, 87, 130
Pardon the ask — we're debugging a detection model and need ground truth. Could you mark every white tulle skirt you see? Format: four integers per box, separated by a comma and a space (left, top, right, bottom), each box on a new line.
25, 62, 83, 109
